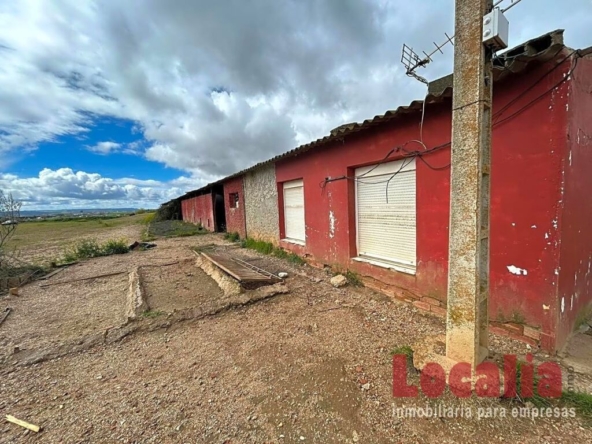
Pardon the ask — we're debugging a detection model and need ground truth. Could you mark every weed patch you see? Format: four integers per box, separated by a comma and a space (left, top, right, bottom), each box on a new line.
242, 238, 275, 255
345, 269, 363, 287
141, 213, 155, 225
561, 390, 592, 418
148, 220, 206, 238
287, 252, 305, 265
141, 310, 165, 318
241, 238, 305, 265
61, 238, 129, 262
101, 239, 130, 255
224, 231, 240, 242
390, 345, 415, 369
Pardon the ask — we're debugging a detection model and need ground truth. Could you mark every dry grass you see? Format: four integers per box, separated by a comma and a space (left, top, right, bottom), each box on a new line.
5, 214, 148, 265
6, 214, 148, 250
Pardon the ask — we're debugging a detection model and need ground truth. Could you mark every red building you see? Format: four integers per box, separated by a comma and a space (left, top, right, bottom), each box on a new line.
179, 176, 247, 237
180, 184, 226, 232
274, 31, 592, 351
222, 176, 247, 239
178, 31, 592, 352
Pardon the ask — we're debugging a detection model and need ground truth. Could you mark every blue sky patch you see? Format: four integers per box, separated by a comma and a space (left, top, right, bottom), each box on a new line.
6, 116, 184, 182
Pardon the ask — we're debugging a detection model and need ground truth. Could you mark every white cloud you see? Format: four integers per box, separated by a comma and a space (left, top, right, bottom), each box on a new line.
0, 168, 204, 210
86, 141, 122, 154
0, 0, 590, 184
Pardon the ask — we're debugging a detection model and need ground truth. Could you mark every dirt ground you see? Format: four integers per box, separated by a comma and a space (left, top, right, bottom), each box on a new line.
142, 259, 223, 313
0, 274, 128, 362
1, 218, 592, 443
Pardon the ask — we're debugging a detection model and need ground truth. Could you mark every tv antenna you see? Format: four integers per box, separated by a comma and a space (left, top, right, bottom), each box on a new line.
400, 0, 521, 85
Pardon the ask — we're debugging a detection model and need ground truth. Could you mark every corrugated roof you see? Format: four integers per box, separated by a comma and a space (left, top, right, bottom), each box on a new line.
173, 29, 566, 201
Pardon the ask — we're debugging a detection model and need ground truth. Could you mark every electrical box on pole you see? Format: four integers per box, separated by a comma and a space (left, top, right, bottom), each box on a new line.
483, 8, 509, 50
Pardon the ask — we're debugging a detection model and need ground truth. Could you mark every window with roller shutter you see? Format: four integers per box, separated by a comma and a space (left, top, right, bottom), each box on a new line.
355, 158, 416, 274
283, 179, 305, 243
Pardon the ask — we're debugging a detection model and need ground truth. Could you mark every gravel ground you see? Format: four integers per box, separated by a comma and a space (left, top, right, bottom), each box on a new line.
0, 275, 128, 362
142, 259, 223, 313
0, 257, 591, 442
1, 234, 591, 443
0, 234, 227, 364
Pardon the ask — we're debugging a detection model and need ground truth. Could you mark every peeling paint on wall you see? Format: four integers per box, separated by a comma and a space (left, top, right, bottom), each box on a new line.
329, 210, 336, 239
507, 265, 528, 276
561, 297, 565, 313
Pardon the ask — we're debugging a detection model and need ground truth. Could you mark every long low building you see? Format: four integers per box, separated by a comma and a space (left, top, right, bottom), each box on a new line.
175, 30, 592, 353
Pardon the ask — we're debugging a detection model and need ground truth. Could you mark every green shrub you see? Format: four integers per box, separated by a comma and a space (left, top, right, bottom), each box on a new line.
224, 231, 240, 242
62, 251, 78, 263
101, 239, 129, 255
69, 239, 103, 259
62, 238, 129, 262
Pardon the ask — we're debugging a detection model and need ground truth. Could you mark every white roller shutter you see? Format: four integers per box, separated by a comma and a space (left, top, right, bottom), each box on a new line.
283, 179, 305, 243
355, 158, 416, 271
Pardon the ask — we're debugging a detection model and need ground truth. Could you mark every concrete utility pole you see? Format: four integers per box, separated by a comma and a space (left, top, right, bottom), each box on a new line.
446, 0, 494, 368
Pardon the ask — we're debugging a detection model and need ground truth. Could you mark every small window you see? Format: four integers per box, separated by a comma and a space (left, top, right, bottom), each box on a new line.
229, 192, 239, 208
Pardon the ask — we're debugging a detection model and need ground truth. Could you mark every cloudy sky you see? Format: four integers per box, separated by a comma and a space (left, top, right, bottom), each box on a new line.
0, 0, 590, 210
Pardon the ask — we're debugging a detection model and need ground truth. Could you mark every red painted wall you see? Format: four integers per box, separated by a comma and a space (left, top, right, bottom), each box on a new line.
275, 56, 572, 350
556, 54, 592, 348
223, 176, 246, 239
181, 194, 215, 232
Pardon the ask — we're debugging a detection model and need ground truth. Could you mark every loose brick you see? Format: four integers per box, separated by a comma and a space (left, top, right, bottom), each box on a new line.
412, 301, 431, 312
363, 279, 385, 293
306, 260, 325, 270
391, 293, 411, 303
489, 326, 510, 337
507, 332, 538, 348
523, 326, 541, 340
422, 296, 442, 307
403, 291, 420, 301
504, 323, 524, 335
430, 306, 447, 317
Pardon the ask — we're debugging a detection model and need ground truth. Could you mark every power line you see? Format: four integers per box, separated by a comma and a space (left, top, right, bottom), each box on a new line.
320, 50, 580, 194
501, 0, 523, 13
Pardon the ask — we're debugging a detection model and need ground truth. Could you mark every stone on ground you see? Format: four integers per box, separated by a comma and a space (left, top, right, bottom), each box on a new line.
330, 274, 347, 288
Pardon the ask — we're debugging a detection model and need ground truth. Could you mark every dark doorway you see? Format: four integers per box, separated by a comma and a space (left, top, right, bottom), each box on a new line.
212, 185, 226, 232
